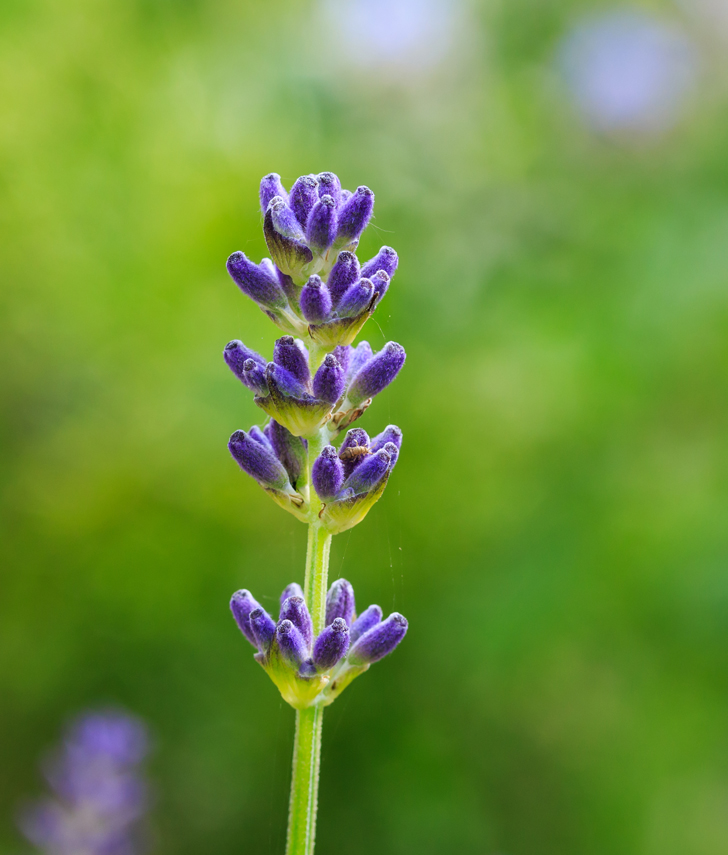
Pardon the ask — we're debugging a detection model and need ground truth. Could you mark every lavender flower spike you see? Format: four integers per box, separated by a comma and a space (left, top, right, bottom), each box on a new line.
347, 613, 408, 666
223, 170, 409, 852
20, 710, 150, 855
346, 342, 406, 407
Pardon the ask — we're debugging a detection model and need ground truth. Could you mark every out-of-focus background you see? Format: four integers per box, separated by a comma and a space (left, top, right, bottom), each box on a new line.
2, 0, 728, 853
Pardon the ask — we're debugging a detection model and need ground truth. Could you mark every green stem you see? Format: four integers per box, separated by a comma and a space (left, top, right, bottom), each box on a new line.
286, 428, 332, 855
286, 705, 323, 855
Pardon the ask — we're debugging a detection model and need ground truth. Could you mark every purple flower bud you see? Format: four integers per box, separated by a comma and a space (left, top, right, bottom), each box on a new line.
242, 359, 269, 396
276, 619, 308, 669
289, 174, 319, 228
313, 354, 345, 404
347, 342, 406, 406
361, 246, 399, 280
224, 340, 266, 388
332, 345, 351, 377
350, 604, 383, 644
347, 613, 408, 665
337, 277, 375, 318
338, 427, 370, 477
370, 270, 390, 303
266, 362, 307, 398
317, 171, 342, 207
250, 607, 276, 652
279, 596, 313, 649
336, 186, 374, 243
325, 578, 356, 626
313, 618, 350, 670
346, 340, 373, 382
327, 251, 360, 307
383, 441, 400, 467
370, 424, 403, 455
230, 589, 262, 647
306, 195, 338, 253
280, 582, 304, 606
342, 448, 390, 494
227, 251, 287, 309
267, 419, 307, 486
312, 446, 344, 500
269, 196, 306, 241
300, 275, 332, 323
260, 173, 288, 212
273, 336, 310, 387
248, 425, 272, 448
228, 430, 291, 490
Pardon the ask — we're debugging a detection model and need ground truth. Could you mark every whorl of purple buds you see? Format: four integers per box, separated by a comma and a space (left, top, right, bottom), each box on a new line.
19, 711, 150, 855
230, 579, 407, 706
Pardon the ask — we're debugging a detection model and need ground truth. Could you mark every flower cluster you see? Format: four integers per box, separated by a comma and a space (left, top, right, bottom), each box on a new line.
227, 172, 397, 346
228, 421, 402, 532
224, 335, 405, 439
231, 579, 407, 709
20, 711, 150, 855
225, 171, 408, 710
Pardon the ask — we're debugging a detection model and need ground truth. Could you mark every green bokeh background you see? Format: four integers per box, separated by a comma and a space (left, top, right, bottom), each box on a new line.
2, 1, 728, 853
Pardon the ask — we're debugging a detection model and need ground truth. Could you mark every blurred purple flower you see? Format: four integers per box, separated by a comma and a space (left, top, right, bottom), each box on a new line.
20, 711, 150, 855
321, 0, 462, 74
558, 10, 698, 135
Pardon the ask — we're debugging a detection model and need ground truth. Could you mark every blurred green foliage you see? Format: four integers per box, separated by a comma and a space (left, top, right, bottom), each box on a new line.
2, 1, 728, 854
